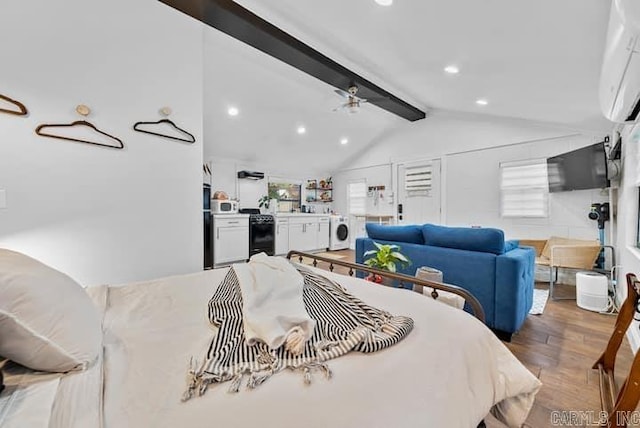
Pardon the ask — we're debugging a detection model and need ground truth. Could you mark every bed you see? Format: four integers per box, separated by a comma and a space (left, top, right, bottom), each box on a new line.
0, 250, 541, 428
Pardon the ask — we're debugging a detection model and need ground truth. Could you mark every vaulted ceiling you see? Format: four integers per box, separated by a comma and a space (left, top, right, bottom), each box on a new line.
203, 0, 612, 172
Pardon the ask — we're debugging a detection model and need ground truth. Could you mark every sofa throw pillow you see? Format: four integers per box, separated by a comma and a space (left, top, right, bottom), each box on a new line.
422, 224, 506, 255
0, 249, 102, 372
366, 223, 425, 245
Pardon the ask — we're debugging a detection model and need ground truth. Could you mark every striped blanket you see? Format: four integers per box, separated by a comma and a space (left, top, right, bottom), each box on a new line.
183, 265, 413, 400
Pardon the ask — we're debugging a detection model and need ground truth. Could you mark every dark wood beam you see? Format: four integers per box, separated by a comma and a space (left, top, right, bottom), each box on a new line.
159, 0, 426, 122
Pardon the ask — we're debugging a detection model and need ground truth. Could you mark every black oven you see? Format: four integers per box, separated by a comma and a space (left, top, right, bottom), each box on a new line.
249, 214, 275, 257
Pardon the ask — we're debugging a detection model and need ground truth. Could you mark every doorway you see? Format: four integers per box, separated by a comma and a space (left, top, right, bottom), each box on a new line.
397, 159, 442, 225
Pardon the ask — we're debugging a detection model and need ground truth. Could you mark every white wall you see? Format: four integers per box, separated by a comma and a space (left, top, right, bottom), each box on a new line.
332, 111, 606, 242
0, 0, 204, 285
332, 164, 395, 217
615, 124, 640, 351
445, 134, 606, 241
208, 158, 332, 212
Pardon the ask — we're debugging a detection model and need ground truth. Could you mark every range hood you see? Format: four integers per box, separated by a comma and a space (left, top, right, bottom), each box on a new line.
237, 170, 265, 180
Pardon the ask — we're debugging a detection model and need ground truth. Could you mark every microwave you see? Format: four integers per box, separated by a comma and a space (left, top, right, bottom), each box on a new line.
211, 199, 239, 214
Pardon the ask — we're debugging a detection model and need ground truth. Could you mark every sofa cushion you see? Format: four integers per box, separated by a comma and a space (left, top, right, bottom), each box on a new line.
366, 223, 424, 245
422, 224, 506, 255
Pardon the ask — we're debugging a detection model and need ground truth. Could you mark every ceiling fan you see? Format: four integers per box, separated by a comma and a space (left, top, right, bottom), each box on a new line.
333, 85, 383, 114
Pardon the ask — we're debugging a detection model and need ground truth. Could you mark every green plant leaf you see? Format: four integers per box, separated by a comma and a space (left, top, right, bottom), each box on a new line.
386, 262, 396, 272
391, 252, 409, 262
373, 242, 384, 251
363, 250, 377, 257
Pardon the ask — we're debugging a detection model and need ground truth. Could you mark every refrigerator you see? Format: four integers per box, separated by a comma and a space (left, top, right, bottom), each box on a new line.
203, 184, 213, 269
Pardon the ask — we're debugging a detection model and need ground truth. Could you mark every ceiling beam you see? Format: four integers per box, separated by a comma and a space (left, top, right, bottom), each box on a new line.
159, 0, 426, 122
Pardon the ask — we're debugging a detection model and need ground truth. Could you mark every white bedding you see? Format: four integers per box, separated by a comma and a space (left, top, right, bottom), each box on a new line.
50, 265, 541, 428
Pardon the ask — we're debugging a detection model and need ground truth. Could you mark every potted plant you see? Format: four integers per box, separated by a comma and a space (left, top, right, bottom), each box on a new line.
363, 242, 411, 286
258, 195, 270, 213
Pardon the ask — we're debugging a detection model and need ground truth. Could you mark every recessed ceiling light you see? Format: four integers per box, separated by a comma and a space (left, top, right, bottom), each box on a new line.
297, 126, 306, 135
340, 138, 349, 145
227, 106, 239, 116
444, 65, 459, 74
475, 99, 489, 106
375, 0, 393, 5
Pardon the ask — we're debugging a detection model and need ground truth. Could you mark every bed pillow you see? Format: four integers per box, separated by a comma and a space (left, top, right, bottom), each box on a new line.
0, 249, 102, 372
365, 223, 425, 245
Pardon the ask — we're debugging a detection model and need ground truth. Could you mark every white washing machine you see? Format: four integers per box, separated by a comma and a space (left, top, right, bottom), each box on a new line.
329, 215, 350, 251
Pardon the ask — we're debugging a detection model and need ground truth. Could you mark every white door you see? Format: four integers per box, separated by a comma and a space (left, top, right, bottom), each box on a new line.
397, 159, 442, 225
347, 180, 367, 249
317, 219, 330, 250
288, 222, 306, 252
215, 226, 249, 264
275, 219, 289, 255
303, 222, 318, 251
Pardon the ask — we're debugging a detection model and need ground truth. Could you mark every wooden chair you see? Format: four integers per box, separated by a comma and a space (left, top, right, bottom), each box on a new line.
519, 237, 602, 300
593, 273, 640, 428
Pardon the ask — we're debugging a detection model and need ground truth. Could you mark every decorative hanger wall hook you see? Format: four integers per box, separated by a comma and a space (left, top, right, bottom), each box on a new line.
75, 104, 91, 116
133, 107, 196, 144
0, 94, 28, 116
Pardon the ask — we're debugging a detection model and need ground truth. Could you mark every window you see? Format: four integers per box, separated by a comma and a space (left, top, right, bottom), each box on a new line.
500, 159, 549, 217
268, 180, 301, 212
348, 181, 367, 216
404, 164, 432, 196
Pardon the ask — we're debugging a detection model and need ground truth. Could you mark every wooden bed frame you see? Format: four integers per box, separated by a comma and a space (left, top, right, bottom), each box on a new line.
286, 250, 485, 323
593, 273, 640, 428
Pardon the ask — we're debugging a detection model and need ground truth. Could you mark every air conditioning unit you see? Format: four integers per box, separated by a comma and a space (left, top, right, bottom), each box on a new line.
600, 0, 640, 123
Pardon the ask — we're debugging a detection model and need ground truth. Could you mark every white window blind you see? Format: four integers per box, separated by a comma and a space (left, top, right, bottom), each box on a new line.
405, 164, 432, 194
348, 181, 367, 215
500, 159, 549, 217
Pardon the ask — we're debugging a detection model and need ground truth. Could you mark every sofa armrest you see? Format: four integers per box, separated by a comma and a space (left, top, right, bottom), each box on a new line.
495, 247, 536, 333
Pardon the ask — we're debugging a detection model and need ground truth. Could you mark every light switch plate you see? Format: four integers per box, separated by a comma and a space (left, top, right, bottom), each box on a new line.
0, 190, 6, 209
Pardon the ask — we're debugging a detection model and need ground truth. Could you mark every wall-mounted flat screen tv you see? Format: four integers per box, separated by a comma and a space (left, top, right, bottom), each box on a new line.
547, 142, 609, 192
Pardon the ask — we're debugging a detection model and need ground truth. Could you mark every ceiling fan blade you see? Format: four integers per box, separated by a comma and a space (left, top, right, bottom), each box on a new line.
364, 97, 388, 102
334, 89, 351, 99
333, 105, 346, 112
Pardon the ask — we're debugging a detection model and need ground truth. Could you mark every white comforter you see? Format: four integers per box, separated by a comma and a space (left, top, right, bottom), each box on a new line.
51, 265, 541, 428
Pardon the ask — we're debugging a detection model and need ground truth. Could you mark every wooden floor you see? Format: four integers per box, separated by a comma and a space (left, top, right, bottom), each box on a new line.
304, 249, 634, 428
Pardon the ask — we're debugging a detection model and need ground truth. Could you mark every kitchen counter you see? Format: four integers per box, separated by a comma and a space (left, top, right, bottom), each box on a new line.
212, 213, 250, 219
275, 213, 330, 218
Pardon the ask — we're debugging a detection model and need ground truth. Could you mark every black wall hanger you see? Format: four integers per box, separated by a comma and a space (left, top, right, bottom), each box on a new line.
133, 118, 196, 143
0, 94, 28, 116
35, 120, 124, 150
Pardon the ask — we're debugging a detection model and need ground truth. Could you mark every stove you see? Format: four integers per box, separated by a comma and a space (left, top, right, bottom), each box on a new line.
240, 209, 275, 256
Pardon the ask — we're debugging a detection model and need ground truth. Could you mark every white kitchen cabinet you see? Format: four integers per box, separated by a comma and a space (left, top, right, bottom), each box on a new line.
317, 217, 330, 250
275, 218, 289, 255
213, 215, 249, 266
287, 216, 331, 252
288, 219, 316, 252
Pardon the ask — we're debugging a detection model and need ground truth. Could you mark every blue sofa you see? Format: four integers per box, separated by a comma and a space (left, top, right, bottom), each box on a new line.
356, 223, 535, 339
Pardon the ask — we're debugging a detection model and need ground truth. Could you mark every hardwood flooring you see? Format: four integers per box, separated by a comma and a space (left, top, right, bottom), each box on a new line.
303, 250, 634, 428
